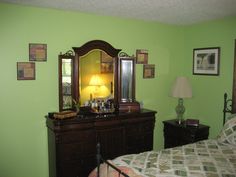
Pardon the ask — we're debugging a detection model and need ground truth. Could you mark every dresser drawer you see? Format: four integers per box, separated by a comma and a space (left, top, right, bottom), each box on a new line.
126, 132, 153, 153
126, 121, 154, 135
56, 129, 95, 143
57, 141, 96, 162
58, 156, 95, 177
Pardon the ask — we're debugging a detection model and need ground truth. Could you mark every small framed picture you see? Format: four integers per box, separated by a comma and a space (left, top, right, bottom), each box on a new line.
193, 47, 220, 76
17, 62, 35, 80
100, 51, 113, 73
29, 43, 47, 61
136, 49, 148, 64
143, 64, 155, 78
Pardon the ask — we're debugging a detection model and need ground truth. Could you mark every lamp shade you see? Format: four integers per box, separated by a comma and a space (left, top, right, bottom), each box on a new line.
171, 77, 192, 98
89, 74, 104, 86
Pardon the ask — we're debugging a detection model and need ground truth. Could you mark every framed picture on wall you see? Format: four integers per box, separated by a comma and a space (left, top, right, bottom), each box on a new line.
143, 64, 155, 78
136, 49, 148, 64
29, 43, 47, 61
17, 62, 35, 80
193, 47, 220, 76
100, 51, 113, 73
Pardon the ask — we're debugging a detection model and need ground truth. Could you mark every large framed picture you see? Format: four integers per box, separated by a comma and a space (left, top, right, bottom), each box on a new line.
17, 62, 35, 80
193, 47, 220, 76
29, 43, 47, 61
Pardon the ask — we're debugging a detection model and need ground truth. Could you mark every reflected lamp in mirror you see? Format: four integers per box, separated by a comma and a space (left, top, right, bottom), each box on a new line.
89, 74, 104, 86
171, 76, 192, 124
89, 74, 104, 98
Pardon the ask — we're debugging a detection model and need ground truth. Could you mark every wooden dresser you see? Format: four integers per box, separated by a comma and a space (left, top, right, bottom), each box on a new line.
46, 109, 156, 177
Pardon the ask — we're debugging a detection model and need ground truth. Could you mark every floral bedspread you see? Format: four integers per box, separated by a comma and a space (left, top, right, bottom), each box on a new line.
112, 139, 236, 177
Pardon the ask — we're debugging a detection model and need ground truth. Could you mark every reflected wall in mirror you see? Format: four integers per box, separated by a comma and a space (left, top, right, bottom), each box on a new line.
58, 51, 74, 111
79, 50, 114, 105
121, 59, 133, 101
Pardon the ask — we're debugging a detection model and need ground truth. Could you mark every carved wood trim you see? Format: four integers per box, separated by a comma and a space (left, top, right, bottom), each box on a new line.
73, 40, 121, 57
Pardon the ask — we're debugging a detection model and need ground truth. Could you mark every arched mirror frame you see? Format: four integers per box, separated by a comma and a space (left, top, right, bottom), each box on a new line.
72, 40, 121, 110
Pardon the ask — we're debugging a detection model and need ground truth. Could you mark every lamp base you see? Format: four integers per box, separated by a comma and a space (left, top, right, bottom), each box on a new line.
176, 119, 184, 125
175, 98, 185, 124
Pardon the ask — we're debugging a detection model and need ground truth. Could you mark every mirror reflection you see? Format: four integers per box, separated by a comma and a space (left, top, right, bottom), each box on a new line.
79, 49, 114, 106
62, 58, 73, 109
121, 59, 133, 102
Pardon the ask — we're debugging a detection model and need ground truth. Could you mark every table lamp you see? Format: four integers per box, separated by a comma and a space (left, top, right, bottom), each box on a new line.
171, 76, 192, 124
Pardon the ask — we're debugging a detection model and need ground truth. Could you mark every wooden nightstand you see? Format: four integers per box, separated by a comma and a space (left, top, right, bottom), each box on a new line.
163, 119, 210, 148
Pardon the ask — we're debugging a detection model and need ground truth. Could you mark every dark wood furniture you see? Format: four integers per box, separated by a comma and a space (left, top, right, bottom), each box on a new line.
117, 52, 140, 112
220, 42, 236, 177
72, 40, 121, 110
59, 40, 141, 113
224, 39, 236, 123
231, 39, 236, 113
163, 119, 209, 148
46, 109, 156, 177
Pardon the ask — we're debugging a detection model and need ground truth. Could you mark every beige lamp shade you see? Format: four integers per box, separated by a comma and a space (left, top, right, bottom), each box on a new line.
171, 77, 192, 98
89, 74, 104, 86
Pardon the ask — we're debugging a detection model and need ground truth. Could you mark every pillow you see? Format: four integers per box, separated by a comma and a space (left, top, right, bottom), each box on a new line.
217, 115, 236, 145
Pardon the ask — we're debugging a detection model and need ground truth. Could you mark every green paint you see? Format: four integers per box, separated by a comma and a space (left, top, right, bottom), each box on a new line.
0, 2, 236, 177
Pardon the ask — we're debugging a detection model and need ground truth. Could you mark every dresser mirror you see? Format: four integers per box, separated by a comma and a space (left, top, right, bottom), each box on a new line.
120, 57, 134, 102
58, 50, 75, 111
118, 53, 140, 112
72, 40, 121, 112
58, 40, 140, 112
79, 49, 115, 105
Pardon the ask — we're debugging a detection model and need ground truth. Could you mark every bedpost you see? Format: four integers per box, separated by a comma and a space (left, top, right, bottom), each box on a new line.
96, 143, 101, 177
223, 93, 227, 125
223, 93, 232, 125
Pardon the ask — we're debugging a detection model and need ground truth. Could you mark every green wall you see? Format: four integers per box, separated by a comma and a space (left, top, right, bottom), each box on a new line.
0, 2, 235, 177
183, 17, 236, 138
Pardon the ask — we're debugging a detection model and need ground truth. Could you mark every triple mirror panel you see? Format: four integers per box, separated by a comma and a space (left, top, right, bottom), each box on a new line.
58, 40, 138, 112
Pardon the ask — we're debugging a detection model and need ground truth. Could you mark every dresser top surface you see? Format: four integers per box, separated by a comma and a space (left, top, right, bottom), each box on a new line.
46, 108, 157, 130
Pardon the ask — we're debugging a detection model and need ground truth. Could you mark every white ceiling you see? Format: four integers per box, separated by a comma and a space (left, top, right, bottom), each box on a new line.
1, 0, 236, 25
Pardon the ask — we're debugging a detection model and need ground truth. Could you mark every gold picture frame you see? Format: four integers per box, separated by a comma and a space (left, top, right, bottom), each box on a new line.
143, 64, 155, 79
17, 62, 35, 80
136, 49, 148, 64
29, 43, 47, 61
